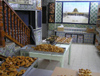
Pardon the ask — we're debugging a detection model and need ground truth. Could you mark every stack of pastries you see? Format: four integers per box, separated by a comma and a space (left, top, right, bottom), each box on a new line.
78, 69, 92, 76
56, 37, 66, 43
0, 56, 37, 76
55, 37, 72, 43
32, 44, 64, 53
55, 37, 61, 42
63, 37, 72, 43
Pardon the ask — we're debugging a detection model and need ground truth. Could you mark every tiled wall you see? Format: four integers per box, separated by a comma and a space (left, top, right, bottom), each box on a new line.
0, 43, 15, 57
56, 0, 100, 1
42, 0, 55, 6
55, 31, 94, 44
8, 0, 37, 10
48, 23, 96, 30
55, 2, 62, 22
90, 2, 98, 24
34, 29, 42, 45
48, 1, 98, 30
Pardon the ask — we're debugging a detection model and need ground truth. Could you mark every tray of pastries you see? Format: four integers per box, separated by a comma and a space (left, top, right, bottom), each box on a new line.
0, 56, 37, 76
78, 68, 92, 76
55, 37, 72, 44
46, 35, 58, 44
31, 44, 65, 53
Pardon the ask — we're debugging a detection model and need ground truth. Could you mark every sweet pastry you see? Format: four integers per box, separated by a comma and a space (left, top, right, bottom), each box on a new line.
17, 71, 23, 76
55, 37, 61, 42
21, 69, 26, 73
0, 70, 3, 74
33, 44, 64, 53
63, 37, 72, 43
0, 56, 37, 76
8, 68, 17, 72
57, 37, 66, 43
78, 68, 92, 76
55, 37, 72, 43
20, 61, 25, 66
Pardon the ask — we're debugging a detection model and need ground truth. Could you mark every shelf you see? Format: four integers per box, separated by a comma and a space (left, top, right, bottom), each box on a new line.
96, 35, 100, 43
96, 28, 100, 33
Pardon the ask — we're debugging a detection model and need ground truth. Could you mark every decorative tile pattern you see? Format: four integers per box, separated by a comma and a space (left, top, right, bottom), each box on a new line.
55, 31, 94, 44
9, 0, 36, 10
90, 2, 98, 24
55, 2, 62, 22
48, 23, 96, 30
42, 0, 55, 6
0, 43, 15, 57
72, 35, 77, 43
0, 48, 5, 56
84, 39, 93, 43
9, 0, 33, 4
77, 35, 84, 43
56, 32, 65, 37
48, 30, 55, 37
84, 33, 94, 43
34, 29, 42, 45
48, 23, 56, 30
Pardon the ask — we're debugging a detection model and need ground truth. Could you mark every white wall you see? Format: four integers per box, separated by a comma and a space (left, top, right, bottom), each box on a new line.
56, 0, 100, 1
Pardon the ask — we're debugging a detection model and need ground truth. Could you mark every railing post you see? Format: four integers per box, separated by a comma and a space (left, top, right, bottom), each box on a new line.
0, 23, 5, 47
0, 0, 30, 47
0, 0, 5, 47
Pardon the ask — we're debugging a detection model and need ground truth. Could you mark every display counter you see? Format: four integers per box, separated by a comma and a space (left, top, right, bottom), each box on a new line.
55, 30, 95, 44
20, 42, 72, 67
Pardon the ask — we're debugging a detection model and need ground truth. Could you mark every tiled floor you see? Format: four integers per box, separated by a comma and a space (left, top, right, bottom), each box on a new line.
38, 44, 100, 73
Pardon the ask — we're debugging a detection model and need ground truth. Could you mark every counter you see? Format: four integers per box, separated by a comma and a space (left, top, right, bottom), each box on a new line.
55, 30, 95, 44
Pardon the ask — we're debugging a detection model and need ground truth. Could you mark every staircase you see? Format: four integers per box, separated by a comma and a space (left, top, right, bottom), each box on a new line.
0, 0, 31, 57
0, 0, 30, 47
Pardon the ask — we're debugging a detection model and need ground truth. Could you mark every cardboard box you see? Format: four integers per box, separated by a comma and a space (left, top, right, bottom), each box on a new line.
57, 27, 64, 31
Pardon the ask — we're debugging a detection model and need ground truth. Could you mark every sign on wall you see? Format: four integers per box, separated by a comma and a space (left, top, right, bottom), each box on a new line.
63, 2, 89, 23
